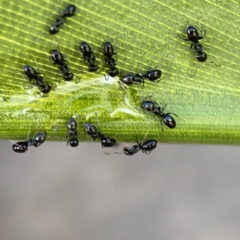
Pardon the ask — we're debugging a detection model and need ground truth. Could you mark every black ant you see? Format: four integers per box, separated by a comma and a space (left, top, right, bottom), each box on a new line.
119, 69, 162, 89
184, 26, 220, 77
184, 26, 207, 60
123, 134, 157, 156
84, 123, 116, 148
23, 65, 51, 94
12, 131, 47, 153
67, 117, 79, 147
103, 42, 118, 79
79, 42, 98, 72
51, 49, 74, 81
142, 98, 178, 129
49, 4, 76, 34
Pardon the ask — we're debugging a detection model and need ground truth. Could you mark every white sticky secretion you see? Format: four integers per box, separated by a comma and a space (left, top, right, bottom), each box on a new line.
110, 108, 144, 117
11, 107, 32, 117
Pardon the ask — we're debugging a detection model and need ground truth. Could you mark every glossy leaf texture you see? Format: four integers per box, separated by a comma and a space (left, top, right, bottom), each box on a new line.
0, 0, 239, 144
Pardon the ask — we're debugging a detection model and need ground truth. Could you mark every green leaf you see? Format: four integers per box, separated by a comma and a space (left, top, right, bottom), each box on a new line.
0, 0, 239, 144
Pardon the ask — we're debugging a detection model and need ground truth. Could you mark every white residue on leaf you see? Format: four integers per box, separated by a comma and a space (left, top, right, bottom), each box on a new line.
11, 107, 32, 117
54, 76, 119, 94
110, 108, 144, 117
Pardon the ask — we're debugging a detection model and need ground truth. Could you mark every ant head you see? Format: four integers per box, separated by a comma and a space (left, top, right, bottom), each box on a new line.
80, 42, 92, 55
163, 114, 176, 129
24, 65, 37, 76
12, 142, 28, 153
121, 73, 134, 84
123, 143, 141, 155
142, 100, 156, 111
69, 138, 79, 147
33, 132, 47, 147
123, 147, 135, 155
103, 42, 115, 57
63, 4, 76, 17
67, 118, 77, 131
84, 123, 98, 135
197, 52, 207, 62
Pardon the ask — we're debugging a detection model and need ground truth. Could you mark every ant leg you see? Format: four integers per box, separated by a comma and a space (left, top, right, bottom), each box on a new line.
95, 65, 102, 74
94, 112, 101, 132
112, 35, 118, 56
160, 118, 164, 134
141, 79, 145, 89
142, 130, 149, 144
167, 112, 185, 121
161, 103, 168, 113
74, 73, 81, 84
32, 55, 41, 74
118, 81, 128, 90
190, 64, 201, 78
32, 117, 40, 137
19, 72, 31, 83
26, 125, 32, 141
209, 62, 221, 67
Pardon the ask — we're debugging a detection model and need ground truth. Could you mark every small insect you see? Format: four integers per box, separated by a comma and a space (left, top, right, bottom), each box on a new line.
51, 49, 74, 81
124, 139, 157, 156
84, 119, 116, 148
79, 42, 98, 72
49, 5, 76, 34
119, 68, 161, 89
183, 26, 215, 76
184, 26, 207, 61
23, 65, 51, 94
67, 118, 79, 147
103, 41, 118, 79
12, 131, 47, 153
142, 99, 178, 129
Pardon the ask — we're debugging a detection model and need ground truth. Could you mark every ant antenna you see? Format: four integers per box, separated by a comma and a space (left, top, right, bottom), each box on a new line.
26, 125, 32, 140
118, 80, 129, 91
209, 61, 221, 67
190, 64, 201, 78
94, 112, 100, 130
190, 61, 220, 78
9, 140, 19, 145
